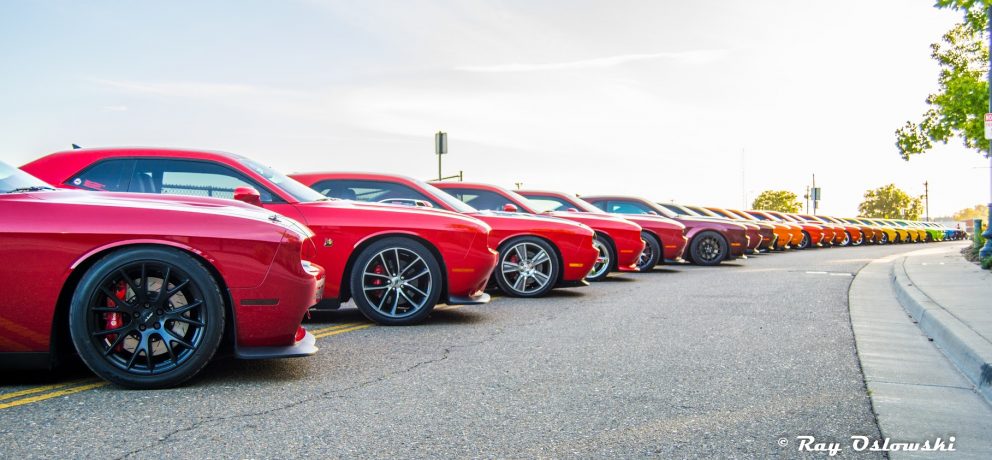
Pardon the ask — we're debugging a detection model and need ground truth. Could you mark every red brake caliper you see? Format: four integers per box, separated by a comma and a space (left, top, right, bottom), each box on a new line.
104, 281, 126, 351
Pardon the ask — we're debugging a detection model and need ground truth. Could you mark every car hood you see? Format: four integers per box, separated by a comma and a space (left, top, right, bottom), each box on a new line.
677, 216, 747, 230
21, 189, 313, 235
546, 211, 641, 231
469, 210, 594, 233
296, 198, 489, 228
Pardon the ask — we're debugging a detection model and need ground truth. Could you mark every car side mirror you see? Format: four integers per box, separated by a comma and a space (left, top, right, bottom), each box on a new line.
647, 210, 658, 215
233, 186, 263, 207
503, 203, 519, 212
567, 208, 578, 212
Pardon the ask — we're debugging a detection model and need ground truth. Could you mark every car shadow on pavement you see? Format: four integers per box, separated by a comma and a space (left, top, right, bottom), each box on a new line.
595, 276, 636, 283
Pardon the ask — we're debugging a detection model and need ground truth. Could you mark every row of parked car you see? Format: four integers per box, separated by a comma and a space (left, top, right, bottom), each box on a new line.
0, 146, 964, 389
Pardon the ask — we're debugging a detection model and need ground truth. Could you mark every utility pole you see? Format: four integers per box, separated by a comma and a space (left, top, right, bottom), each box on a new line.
924, 181, 929, 222
983, 3, 992, 259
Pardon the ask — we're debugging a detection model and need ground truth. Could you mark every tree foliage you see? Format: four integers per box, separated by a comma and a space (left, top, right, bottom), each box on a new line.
895, 1, 991, 159
952, 203, 990, 220
857, 184, 924, 220
751, 190, 802, 213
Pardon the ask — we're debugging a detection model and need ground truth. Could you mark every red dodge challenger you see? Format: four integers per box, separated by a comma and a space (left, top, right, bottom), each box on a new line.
428, 182, 642, 281
288, 173, 598, 296
22, 148, 497, 326
516, 190, 686, 272
582, 196, 749, 266
0, 162, 324, 388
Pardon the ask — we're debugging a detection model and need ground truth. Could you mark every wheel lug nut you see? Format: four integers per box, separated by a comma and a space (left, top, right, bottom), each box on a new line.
153, 322, 160, 328
139, 325, 146, 331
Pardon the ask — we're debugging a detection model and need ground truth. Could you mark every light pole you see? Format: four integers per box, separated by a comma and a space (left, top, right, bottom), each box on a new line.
982, 5, 992, 259
924, 180, 929, 222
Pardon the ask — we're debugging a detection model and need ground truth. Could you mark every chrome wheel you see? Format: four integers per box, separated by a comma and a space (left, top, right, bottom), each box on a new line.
361, 247, 433, 319
587, 237, 612, 281
637, 241, 654, 269
841, 231, 851, 246
500, 242, 554, 295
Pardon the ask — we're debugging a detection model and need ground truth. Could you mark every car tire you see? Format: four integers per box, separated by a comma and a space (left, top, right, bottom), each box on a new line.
841, 231, 851, 246
585, 234, 615, 282
350, 237, 442, 326
797, 231, 811, 249
495, 236, 560, 298
689, 231, 728, 266
636, 232, 662, 272
69, 247, 225, 389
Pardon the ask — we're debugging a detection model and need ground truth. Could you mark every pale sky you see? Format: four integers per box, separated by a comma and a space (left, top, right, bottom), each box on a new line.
2, 0, 990, 217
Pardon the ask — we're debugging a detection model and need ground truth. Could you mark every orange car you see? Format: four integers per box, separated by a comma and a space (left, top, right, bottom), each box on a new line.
721, 208, 794, 250
820, 216, 869, 245
744, 210, 804, 249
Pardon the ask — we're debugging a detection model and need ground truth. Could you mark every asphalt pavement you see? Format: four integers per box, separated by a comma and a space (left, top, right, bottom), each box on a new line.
0, 243, 937, 458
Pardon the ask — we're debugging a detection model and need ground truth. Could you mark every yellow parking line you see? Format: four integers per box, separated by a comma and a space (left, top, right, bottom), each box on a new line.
0, 379, 93, 402
0, 380, 108, 410
307, 322, 366, 336
313, 324, 372, 339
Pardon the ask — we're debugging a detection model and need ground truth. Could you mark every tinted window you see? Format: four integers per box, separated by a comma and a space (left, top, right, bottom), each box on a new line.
312, 179, 442, 208
526, 196, 572, 212
606, 201, 655, 215
442, 188, 515, 211
130, 159, 279, 203
69, 160, 129, 192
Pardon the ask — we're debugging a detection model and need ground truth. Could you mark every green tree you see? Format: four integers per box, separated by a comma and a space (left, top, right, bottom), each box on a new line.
751, 190, 802, 213
858, 184, 924, 220
895, 1, 991, 159
953, 203, 989, 220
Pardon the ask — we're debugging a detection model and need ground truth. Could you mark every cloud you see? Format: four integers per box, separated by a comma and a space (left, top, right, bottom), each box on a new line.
101, 105, 128, 112
454, 49, 728, 73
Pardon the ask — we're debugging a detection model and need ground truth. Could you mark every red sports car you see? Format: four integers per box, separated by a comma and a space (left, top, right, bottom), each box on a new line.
583, 196, 749, 266
288, 173, 598, 296
427, 182, 641, 281
22, 148, 497, 326
517, 190, 686, 271
0, 161, 324, 388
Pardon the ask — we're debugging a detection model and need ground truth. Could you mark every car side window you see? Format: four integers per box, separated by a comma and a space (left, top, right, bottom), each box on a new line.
441, 188, 513, 211
526, 196, 570, 212
310, 179, 443, 208
129, 159, 278, 203
607, 201, 652, 215
68, 159, 131, 192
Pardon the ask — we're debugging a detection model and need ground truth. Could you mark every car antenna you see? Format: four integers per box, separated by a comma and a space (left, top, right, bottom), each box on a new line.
71, 143, 82, 149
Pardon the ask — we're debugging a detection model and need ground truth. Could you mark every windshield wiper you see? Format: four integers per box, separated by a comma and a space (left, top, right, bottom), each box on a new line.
4, 185, 57, 194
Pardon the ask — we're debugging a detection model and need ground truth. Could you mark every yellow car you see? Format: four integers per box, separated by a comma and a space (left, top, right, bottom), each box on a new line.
858, 218, 899, 244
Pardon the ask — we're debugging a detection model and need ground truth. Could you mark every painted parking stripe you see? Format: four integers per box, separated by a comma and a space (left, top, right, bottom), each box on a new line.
0, 380, 108, 411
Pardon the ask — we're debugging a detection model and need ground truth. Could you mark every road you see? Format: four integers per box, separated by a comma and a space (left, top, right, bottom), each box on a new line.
0, 244, 931, 458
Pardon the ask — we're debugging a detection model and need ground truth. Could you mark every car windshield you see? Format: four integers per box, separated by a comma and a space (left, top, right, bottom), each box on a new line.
569, 196, 608, 213
236, 157, 328, 203
415, 179, 478, 213
0, 161, 56, 193
687, 206, 722, 218
659, 203, 699, 217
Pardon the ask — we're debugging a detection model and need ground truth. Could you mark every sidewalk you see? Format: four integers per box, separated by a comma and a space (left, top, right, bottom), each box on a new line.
892, 242, 992, 402
849, 242, 992, 458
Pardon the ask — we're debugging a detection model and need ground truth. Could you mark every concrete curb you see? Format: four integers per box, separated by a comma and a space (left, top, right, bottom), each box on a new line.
891, 257, 992, 404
